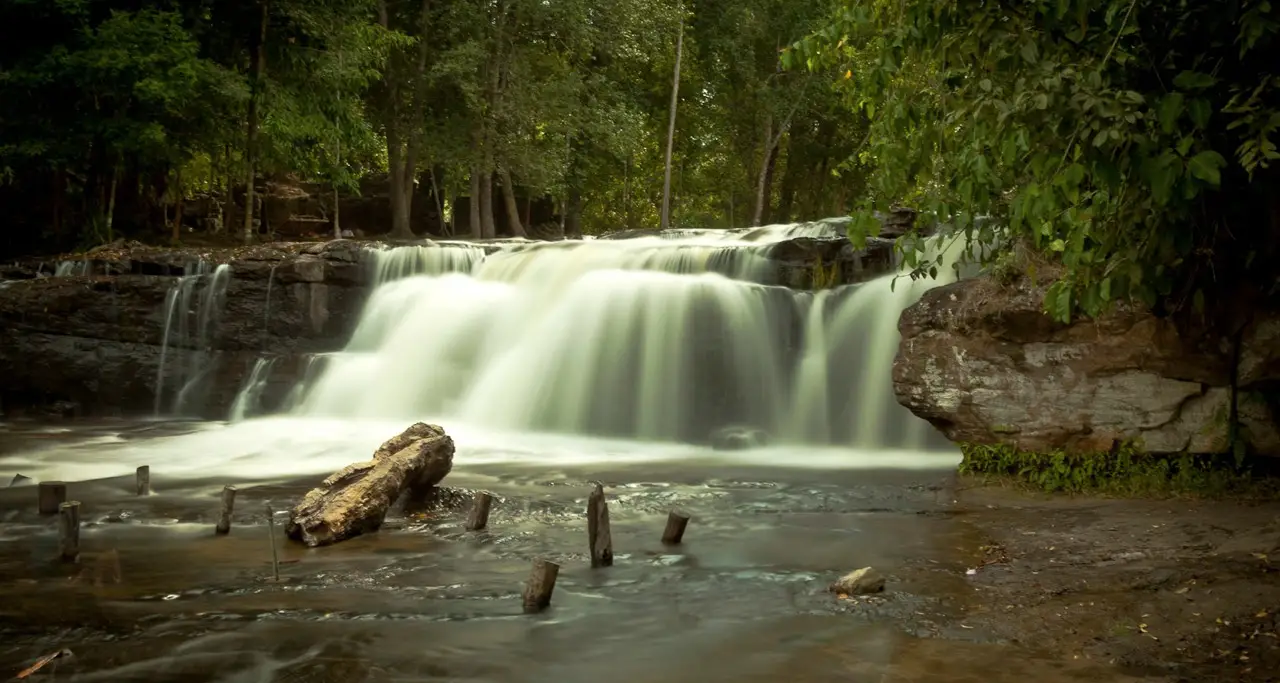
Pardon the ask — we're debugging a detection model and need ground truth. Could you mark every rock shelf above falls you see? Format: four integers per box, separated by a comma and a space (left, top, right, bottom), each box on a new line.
0, 228, 904, 423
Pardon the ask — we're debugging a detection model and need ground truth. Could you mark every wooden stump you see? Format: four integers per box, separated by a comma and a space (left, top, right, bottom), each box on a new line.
587, 483, 613, 568
58, 501, 81, 562
466, 492, 493, 531
265, 504, 280, 581
38, 482, 67, 515
135, 466, 151, 496
215, 485, 238, 535
661, 511, 690, 545
521, 559, 560, 614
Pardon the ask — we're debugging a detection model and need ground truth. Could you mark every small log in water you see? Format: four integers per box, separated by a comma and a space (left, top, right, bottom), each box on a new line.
135, 466, 151, 496
265, 504, 280, 581
58, 501, 81, 562
661, 511, 690, 545
38, 481, 67, 515
216, 485, 238, 535
587, 483, 613, 568
466, 492, 493, 531
521, 559, 560, 614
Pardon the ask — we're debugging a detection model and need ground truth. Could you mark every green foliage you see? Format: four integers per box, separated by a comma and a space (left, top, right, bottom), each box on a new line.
959, 442, 1280, 498
790, 0, 1280, 323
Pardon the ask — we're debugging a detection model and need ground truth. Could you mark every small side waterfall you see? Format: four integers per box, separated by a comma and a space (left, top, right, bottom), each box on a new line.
154, 263, 233, 416
228, 357, 277, 422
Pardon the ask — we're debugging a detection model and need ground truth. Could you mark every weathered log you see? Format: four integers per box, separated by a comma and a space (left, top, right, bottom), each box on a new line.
466, 492, 493, 531
286, 423, 455, 547
59, 501, 81, 562
522, 559, 560, 613
136, 465, 151, 496
587, 483, 613, 568
216, 485, 237, 535
38, 481, 66, 515
661, 511, 690, 545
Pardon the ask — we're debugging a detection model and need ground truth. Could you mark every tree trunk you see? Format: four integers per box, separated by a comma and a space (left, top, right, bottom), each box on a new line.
218, 143, 231, 234
469, 165, 482, 238
242, 0, 269, 245
387, 129, 412, 239
498, 168, 525, 237
565, 187, 583, 239
105, 164, 119, 241
752, 116, 774, 227
428, 166, 445, 235
660, 11, 684, 231
332, 185, 341, 237
479, 166, 496, 238
171, 169, 183, 243
776, 133, 799, 223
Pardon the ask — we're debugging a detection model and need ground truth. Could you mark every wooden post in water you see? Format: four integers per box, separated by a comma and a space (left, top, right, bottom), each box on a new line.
265, 504, 280, 581
587, 483, 613, 568
521, 559, 560, 614
58, 501, 81, 562
465, 492, 493, 531
38, 482, 67, 515
135, 466, 151, 496
661, 511, 690, 545
216, 485, 237, 535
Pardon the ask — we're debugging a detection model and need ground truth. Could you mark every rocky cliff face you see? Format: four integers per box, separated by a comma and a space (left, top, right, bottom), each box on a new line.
894, 276, 1280, 456
0, 241, 369, 418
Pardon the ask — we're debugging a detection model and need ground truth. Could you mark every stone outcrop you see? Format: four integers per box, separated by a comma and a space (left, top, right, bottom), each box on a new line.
0, 241, 370, 418
894, 276, 1280, 456
287, 423, 455, 547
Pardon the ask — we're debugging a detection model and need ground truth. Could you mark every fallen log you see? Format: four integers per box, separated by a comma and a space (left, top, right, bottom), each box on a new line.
286, 423, 455, 547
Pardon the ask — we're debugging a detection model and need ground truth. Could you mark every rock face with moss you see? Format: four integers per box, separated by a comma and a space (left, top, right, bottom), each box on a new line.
894, 276, 1280, 456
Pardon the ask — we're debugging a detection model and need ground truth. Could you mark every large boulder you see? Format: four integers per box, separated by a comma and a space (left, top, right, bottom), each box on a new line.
894, 276, 1280, 455
287, 423, 455, 547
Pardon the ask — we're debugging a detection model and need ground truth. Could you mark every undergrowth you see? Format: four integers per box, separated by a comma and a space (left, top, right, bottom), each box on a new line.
959, 442, 1280, 498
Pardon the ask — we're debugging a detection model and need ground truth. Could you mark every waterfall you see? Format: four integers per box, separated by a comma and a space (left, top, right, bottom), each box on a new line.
228, 357, 277, 422
272, 228, 974, 448
154, 263, 233, 416
54, 260, 89, 277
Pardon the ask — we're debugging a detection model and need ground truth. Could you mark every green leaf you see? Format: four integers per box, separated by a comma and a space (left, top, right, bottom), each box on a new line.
1188, 150, 1227, 186
1101, 277, 1112, 302
1172, 71, 1216, 90
1157, 93, 1184, 133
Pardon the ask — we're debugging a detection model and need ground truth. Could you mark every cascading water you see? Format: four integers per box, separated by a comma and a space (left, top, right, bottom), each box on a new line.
262, 226, 974, 449
154, 263, 233, 416
228, 356, 277, 422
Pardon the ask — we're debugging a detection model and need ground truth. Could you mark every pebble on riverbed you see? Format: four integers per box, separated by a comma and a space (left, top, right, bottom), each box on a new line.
829, 567, 886, 595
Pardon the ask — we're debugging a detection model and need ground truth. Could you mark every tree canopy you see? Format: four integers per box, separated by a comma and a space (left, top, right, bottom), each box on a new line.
790, 0, 1280, 325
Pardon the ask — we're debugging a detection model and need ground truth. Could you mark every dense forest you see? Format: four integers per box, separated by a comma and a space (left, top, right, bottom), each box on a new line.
0, 0, 864, 257
1, 0, 1278, 328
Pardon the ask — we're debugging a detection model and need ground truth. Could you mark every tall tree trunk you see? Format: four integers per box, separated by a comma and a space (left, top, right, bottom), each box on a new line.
218, 143, 232, 233
428, 165, 445, 235
753, 107, 797, 226
332, 185, 341, 237
242, 0, 269, 245
776, 133, 799, 223
498, 168, 525, 237
469, 165, 482, 238
479, 167, 495, 238
105, 163, 120, 241
171, 169, 183, 243
565, 187, 583, 239
660, 10, 684, 231
386, 130, 412, 239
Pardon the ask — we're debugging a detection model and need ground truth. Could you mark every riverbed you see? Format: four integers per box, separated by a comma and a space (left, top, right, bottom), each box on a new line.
0, 418, 1273, 681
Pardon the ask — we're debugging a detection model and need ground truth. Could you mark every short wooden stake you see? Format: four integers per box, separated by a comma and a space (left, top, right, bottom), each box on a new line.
38, 481, 67, 515
215, 485, 237, 535
661, 511, 690, 545
587, 483, 613, 568
466, 492, 493, 531
58, 501, 81, 562
521, 559, 560, 614
265, 504, 280, 581
135, 466, 151, 496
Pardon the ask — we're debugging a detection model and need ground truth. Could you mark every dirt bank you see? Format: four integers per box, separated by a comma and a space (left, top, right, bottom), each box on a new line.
951, 479, 1280, 682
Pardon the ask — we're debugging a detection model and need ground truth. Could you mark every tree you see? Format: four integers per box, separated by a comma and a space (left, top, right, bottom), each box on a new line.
791, 0, 1280, 327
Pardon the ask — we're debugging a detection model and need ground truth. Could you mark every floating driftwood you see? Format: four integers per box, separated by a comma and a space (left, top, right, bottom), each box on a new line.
587, 483, 613, 568
286, 423, 455, 547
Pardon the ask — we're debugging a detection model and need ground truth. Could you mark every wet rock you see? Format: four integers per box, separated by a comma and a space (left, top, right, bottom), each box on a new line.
830, 567, 886, 595
9, 474, 31, 487
894, 275, 1280, 455
709, 425, 771, 451
287, 423, 455, 547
